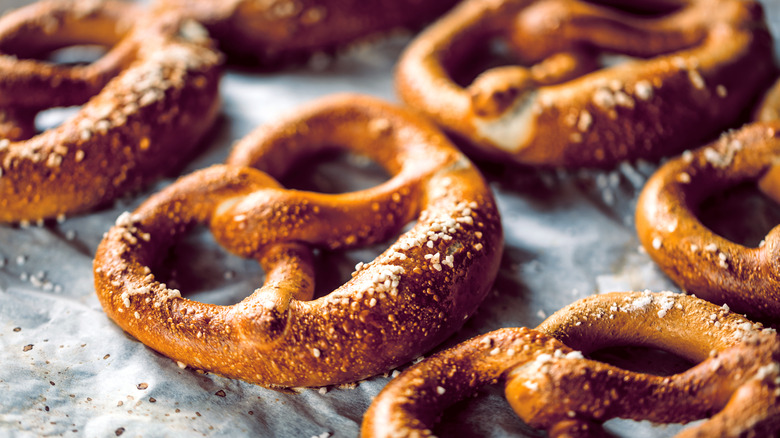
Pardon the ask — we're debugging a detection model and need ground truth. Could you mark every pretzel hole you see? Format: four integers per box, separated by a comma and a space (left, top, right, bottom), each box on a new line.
278, 149, 390, 193
308, 215, 418, 299
603, 418, 702, 437
588, 345, 694, 376
447, 39, 522, 88
435, 386, 536, 437
154, 225, 267, 305
34, 106, 81, 134
309, 243, 389, 299
41, 44, 108, 66
586, 0, 682, 16
698, 182, 780, 247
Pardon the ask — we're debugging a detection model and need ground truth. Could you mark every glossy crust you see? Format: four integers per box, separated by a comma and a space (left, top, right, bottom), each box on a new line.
362, 292, 780, 437
93, 94, 503, 387
395, 0, 776, 167
755, 76, 780, 122
151, 0, 460, 66
0, 0, 222, 223
635, 121, 780, 319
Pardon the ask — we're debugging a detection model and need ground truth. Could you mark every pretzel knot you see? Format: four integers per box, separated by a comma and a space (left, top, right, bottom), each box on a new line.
395, 0, 775, 167
0, 0, 222, 223
362, 292, 780, 437
93, 95, 503, 387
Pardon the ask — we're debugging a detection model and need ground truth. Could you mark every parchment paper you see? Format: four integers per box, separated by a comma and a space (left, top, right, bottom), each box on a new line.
2, 1, 780, 437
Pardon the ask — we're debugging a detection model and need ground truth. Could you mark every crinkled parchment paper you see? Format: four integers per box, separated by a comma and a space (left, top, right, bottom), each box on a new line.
2, 1, 780, 437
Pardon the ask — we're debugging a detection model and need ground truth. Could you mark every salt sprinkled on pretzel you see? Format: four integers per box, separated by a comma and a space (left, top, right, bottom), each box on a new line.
362, 291, 780, 437
93, 94, 503, 387
0, 0, 222, 223
395, 0, 775, 167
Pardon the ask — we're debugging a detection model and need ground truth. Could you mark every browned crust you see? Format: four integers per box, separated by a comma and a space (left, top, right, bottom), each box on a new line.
0, 0, 223, 223
93, 94, 503, 388
362, 292, 780, 437
395, 0, 776, 167
151, 0, 460, 66
635, 121, 780, 319
755, 76, 780, 122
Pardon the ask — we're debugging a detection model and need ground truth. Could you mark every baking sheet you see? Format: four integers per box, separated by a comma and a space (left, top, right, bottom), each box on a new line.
2, 1, 780, 437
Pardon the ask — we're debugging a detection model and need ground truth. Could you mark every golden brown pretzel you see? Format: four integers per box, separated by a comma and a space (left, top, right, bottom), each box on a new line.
362, 291, 780, 437
0, 0, 222, 223
93, 94, 503, 387
635, 118, 780, 319
151, 0, 460, 66
395, 0, 775, 167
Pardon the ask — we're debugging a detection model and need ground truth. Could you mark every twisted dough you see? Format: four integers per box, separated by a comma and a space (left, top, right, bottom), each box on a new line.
395, 0, 775, 167
0, 0, 222, 223
93, 94, 503, 387
152, 0, 460, 66
362, 291, 780, 437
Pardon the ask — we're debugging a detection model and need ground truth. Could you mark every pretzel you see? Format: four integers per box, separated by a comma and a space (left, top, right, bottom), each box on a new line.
362, 291, 780, 437
635, 116, 780, 319
151, 0, 459, 66
395, 0, 775, 167
92, 94, 503, 387
0, 0, 222, 223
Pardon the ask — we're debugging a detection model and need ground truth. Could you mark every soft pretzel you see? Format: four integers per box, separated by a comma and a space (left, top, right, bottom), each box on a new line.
362, 291, 780, 437
395, 0, 775, 167
635, 116, 780, 319
151, 0, 459, 66
0, 0, 222, 223
93, 94, 503, 387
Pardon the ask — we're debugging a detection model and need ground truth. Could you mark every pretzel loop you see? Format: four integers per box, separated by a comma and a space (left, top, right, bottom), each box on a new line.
0, 0, 137, 109
361, 292, 780, 437
396, 0, 775, 166
93, 95, 503, 387
0, 0, 222, 223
